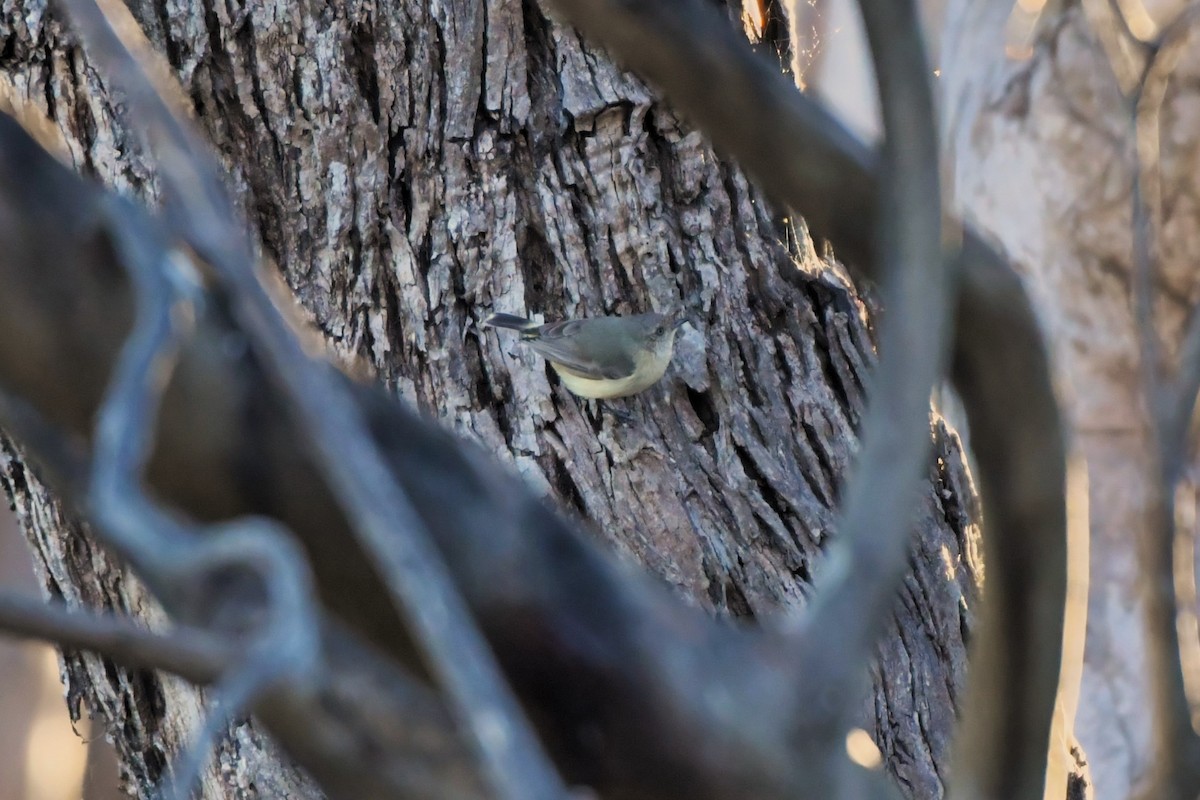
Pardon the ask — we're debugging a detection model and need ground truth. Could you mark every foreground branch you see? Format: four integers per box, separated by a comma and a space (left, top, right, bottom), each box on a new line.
0, 594, 231, 682
0, 367, 484, 800
0, 2, 1068, 798
60, 1, 568, 797
797, 0, 951, 741
537, 1, 1068, 796
1127, 7, 1200, 799
948, 234, 1069, 800
0, 109, 830, 799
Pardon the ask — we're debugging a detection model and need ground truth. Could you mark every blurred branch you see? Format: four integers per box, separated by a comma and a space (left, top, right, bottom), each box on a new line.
1082, 0, 1148, 94
0, 594, 232, 682
0, 586, 490, 800
0, 295, 484, 800
59, 1, 568, 798
1126, 7, 1200, 799
947, 234, 1069, 800
87, 188, 323, 800
797, 0, 951, 740
0, 92, 837, 800
539, 0, 1068, 796
0, 100, 323, 796
274, 622, 490, 800
0, 2, 1070, 800
1131, 4, 1200, 469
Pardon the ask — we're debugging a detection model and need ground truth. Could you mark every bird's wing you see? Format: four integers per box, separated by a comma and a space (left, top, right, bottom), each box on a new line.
523, 323, 636, 380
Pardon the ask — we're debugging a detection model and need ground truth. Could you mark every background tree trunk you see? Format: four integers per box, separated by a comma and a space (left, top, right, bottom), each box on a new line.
941, 1, 1200, 796
1, 1, 981, 797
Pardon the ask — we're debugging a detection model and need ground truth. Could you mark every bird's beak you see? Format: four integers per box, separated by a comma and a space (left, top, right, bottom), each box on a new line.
673, 317, 689, 331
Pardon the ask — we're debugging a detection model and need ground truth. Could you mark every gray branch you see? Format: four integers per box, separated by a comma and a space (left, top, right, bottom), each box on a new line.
0, 0, 1074, 798
537, 0, 1069, 796
796, 0, 951, 743
0, 593, 232, 682
1126, 7, 1200, 799
58, 1, 569, 797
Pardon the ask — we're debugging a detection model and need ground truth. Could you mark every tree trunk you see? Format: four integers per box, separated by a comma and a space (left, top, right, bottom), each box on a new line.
941, 0, 1200, 796
1, 1, 981, 797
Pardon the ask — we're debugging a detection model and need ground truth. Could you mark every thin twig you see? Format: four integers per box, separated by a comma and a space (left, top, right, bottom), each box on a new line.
82, 187, 323, 800
159, 523, 322, 800
58, 2, 569, 798
18, 10, 330, 793
0, 593, 233, 682
84, 207, 202, 577
0, 383, 487, 800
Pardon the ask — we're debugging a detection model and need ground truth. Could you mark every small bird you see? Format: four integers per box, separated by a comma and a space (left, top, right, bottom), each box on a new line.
482, 311, 686, 399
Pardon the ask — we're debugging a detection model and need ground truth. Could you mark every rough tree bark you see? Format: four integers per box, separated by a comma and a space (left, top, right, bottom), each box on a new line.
941, 0, 1200, 797
0, 1, 981, 797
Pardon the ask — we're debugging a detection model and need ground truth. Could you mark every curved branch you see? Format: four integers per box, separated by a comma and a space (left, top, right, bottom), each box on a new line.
0, 1, 1069, 797
60, 1, 568, 797
536, 1, 1068, 796
1127, 7, 1200, 798
0, 109, 838, 800
947, 233, 1068, 800
0, 372, 486, 800
798, 0, 951, 731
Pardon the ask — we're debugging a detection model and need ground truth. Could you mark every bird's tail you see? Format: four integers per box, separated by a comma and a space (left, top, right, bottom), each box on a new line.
482, 312, 539, 331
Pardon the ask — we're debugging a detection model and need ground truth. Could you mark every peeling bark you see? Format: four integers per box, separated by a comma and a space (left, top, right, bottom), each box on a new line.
1, 1, 981, 796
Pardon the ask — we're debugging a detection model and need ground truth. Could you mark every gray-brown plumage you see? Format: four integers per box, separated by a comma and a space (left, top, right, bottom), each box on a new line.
483, 312, 685, 399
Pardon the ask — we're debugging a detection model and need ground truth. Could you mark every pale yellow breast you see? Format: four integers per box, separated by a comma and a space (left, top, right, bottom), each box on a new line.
550, 347, 673, 399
